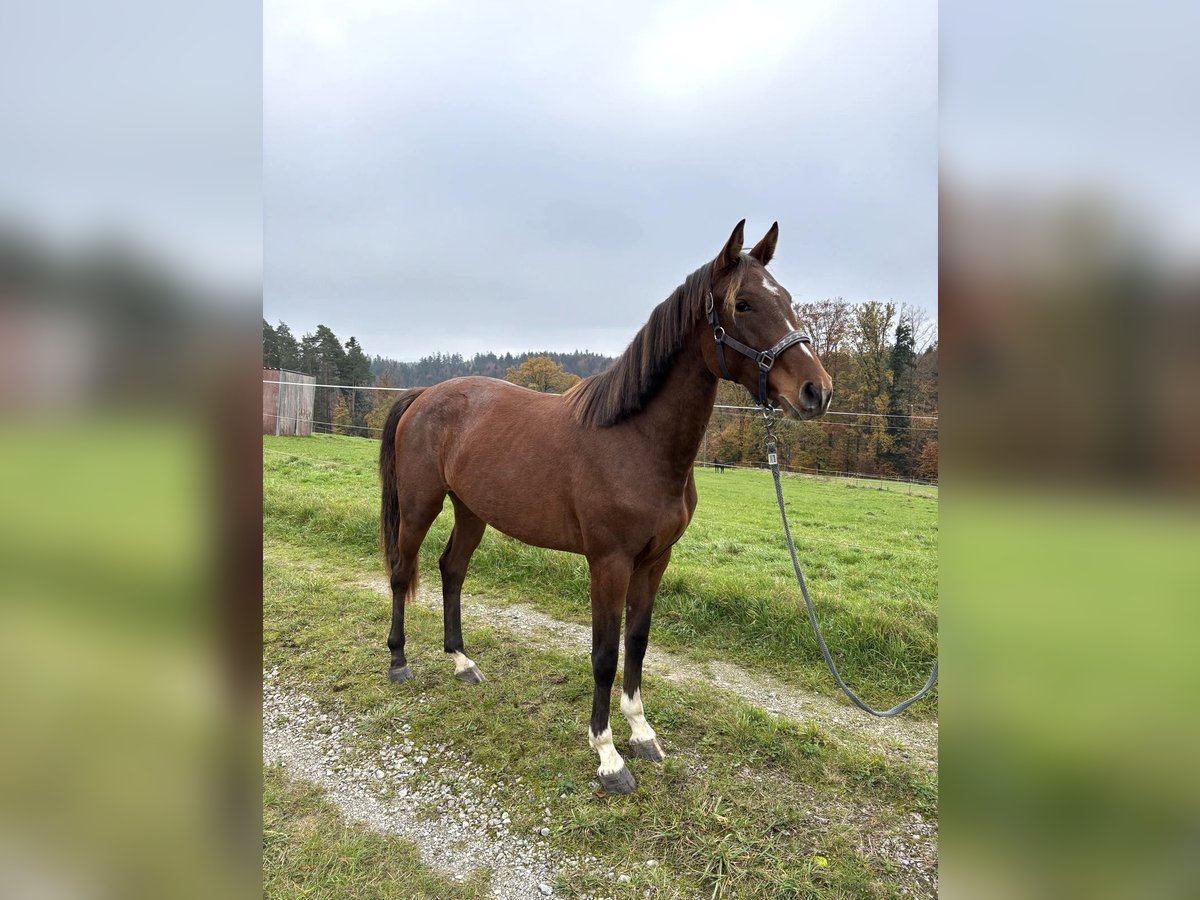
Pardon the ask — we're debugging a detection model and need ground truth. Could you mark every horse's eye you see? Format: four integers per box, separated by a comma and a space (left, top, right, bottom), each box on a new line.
735, 300, 751, 313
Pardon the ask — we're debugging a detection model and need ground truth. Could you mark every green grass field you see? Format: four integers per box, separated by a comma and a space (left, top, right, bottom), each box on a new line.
263, 432, 939, 898
264, 434, 938, 712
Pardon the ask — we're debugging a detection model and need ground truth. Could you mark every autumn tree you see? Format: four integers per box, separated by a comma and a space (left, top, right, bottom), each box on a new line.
331, 394, 353, 435
700, 382, 764, 466
914, 342, 938, 414
793, 299, 853, 386
842, 301, 897, 474
505, 356, 581, 393
790, 422, 833, 471
365, 373, 401, 438
918, 440, 939, 481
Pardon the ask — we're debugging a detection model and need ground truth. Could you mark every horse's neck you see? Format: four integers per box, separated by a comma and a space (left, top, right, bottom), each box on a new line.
635, 328, 719, 476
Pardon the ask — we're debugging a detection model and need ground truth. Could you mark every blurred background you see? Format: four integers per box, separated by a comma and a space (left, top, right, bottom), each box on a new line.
0, 1, 260, 897
1, 1, 1197, 898
940, 2, 1200, 897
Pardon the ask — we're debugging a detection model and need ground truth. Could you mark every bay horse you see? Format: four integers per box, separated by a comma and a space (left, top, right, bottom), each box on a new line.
378, 221, 833, 793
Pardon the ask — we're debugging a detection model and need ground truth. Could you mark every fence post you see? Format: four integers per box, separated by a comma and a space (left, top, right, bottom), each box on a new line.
275, 371, 282, 437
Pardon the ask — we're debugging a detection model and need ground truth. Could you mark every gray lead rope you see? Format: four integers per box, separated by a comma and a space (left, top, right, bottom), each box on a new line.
765, 426, 938, 717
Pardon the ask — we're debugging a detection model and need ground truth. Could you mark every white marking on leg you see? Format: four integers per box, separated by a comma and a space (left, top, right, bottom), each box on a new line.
761, 275, 780, 295
588, 725, 625, 775
448, 651, 475, 674
620, 689, 657, 743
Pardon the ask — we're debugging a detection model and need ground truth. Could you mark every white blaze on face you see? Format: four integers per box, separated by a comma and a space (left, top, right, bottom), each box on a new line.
781, 308, 816, 360
448, 651, 476, 674
620, 689, 657, 743
763, 271, 817, 365
588, 725, 625, 775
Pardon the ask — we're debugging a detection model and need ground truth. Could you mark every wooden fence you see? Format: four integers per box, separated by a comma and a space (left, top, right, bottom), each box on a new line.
262, 369, 315, 436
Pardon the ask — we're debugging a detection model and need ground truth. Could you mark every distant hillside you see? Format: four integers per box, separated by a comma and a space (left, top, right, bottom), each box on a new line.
370, 350, 616, 388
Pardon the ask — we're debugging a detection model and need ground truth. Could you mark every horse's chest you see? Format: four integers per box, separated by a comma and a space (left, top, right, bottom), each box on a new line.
587, 475, 696, 557
648, 493, 693, 543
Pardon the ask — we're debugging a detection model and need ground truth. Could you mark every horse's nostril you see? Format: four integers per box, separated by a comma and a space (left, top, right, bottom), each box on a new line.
800, 381, 821, 409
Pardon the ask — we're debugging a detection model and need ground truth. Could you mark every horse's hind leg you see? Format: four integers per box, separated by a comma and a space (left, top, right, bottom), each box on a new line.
386, 492, 443, 683
622, 549, 671, 762
439, 495, 486, 684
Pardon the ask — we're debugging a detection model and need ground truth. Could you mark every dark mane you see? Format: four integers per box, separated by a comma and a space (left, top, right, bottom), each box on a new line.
566, 257, 747, 428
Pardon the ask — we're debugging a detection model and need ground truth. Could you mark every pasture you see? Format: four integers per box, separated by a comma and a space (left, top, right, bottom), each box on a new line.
263, 433, 938, 898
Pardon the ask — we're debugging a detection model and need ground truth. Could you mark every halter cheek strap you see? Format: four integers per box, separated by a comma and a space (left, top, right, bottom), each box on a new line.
705, 291, 812, 407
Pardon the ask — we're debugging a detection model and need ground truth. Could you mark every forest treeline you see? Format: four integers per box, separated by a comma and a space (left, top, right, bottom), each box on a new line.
263, 298, 937, 481
706, 300, 937, 480
371, 350, 614, 386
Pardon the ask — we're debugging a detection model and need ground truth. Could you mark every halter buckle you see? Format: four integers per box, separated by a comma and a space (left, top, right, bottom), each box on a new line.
713, 325, 726, 342
757, 351, 775, 370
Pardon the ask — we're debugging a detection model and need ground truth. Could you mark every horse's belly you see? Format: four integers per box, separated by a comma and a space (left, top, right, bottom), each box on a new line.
448, 477, 581, 554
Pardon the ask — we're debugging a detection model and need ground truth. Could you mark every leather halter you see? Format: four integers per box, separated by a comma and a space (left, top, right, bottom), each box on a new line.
705, 290, 813, 408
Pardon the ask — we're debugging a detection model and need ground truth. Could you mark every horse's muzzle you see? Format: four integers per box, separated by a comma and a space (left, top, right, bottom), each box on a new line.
786, 381, 832, 420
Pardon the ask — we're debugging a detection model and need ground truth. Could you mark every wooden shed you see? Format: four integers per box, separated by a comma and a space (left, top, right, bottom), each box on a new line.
263, 369, 315, 436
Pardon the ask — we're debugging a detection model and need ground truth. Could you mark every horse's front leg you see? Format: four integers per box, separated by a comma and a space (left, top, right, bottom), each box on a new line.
622, 548, 671, 762
587, 555, 635, 794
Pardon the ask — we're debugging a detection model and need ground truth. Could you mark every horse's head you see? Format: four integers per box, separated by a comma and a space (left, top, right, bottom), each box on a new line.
702, 220, 833, 420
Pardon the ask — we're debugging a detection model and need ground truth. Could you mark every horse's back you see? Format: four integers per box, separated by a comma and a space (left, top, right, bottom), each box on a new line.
396, 377, 584, 550
397, 376, 562, 446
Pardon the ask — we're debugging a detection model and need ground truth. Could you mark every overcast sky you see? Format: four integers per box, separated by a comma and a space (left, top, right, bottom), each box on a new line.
264, 0, 937, 360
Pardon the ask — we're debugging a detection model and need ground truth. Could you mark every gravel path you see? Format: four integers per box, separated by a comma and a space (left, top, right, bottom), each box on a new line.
360, 578, 938, 772
265, 667, 936, 898
265, 671, 575, 900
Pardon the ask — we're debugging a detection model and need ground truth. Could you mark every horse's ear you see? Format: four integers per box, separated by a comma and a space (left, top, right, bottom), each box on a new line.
750, 221, 778, 265
715, 219, 746, 271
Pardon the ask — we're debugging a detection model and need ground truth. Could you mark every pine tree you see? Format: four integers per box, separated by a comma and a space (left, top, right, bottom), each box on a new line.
299, 332, 319, 376
884, 315, 918, 475
340, 337, 372, 386
275, 321, 300, 371
262, 320, 278, 368
300, 325, 349, 432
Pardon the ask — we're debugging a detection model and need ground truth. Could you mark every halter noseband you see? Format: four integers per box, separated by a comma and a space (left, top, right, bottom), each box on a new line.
705, 290, 812, 408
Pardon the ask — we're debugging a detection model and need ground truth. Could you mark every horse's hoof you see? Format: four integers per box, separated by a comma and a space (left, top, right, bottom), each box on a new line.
454, 665, 484, 684
598, 765, 637, 795
629, 738, 665, 762
388, 665, 414, 683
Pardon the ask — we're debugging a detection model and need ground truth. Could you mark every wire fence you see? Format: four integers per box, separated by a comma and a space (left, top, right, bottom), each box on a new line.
260, 380, 938, 422
262, 378, 939, 494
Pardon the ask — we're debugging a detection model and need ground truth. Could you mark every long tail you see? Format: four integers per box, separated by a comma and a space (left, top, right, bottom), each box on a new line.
379, 389, 427, 603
